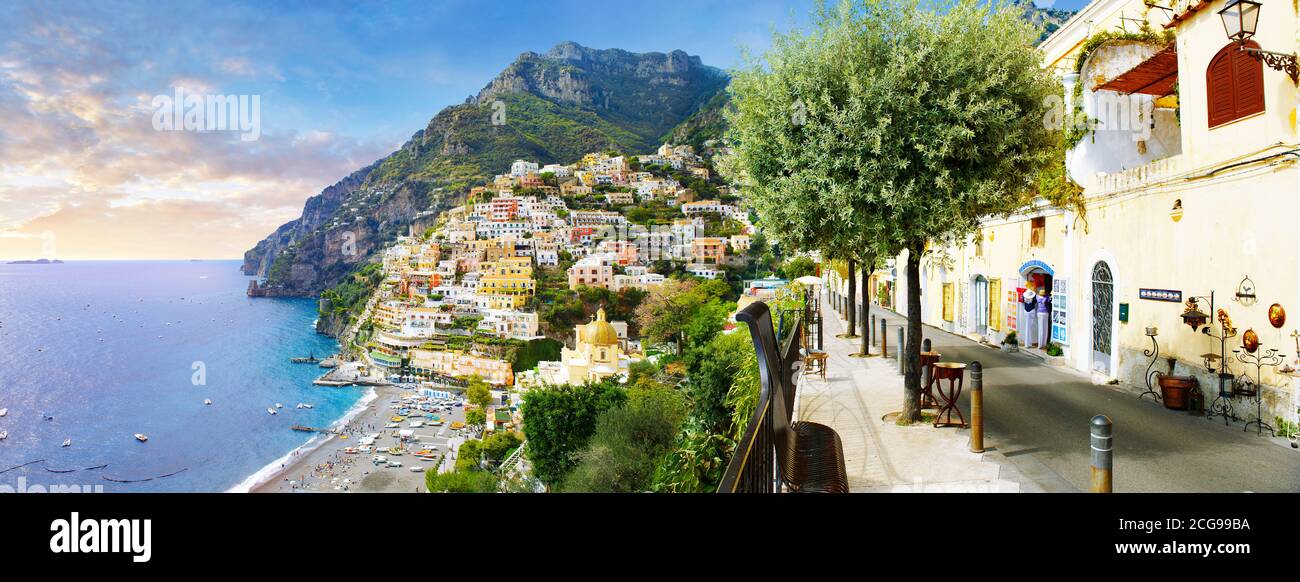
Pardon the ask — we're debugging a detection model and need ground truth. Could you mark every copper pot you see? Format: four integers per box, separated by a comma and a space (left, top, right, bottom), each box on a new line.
1158, 375, 1197, 410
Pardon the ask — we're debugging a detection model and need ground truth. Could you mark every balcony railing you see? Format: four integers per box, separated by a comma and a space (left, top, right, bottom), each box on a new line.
717, 302, 803, 493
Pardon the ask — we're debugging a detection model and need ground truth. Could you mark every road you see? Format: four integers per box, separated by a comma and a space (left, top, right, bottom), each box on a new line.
865, 309, 1300, 492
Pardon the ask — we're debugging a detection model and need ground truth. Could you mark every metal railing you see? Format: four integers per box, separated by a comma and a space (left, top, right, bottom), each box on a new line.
717, 306, 804, 493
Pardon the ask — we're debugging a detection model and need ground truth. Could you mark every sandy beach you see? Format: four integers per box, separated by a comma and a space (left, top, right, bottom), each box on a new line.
250, 384, 465, 493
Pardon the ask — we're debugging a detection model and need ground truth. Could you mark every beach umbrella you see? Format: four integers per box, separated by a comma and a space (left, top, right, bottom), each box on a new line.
794, 275, 823, 286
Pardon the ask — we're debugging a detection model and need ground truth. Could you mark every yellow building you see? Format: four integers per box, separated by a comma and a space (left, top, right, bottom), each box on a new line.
521, 309, 641, 388
890, 0, 1299, 423
477, 256, 535, 297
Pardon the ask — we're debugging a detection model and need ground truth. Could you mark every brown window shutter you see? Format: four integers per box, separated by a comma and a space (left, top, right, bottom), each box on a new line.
1232, 44, 1265, 118
1207, 42, 1266, 128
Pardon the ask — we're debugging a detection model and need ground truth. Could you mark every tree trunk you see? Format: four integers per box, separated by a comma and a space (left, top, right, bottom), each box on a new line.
901, 246, 923, 422
861, 260, 871, 356
846, 259, 857, 338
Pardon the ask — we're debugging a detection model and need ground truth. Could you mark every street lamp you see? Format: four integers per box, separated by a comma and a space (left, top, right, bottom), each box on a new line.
1218, 0, 1260, 43
1218, 0, 1298, 83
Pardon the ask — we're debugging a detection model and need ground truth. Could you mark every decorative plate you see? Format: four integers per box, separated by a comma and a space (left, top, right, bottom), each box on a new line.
1268, 303, 1285, 328
1242, 328, 1260, 353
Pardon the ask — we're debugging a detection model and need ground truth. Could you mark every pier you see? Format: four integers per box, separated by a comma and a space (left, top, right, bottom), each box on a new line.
291, 425, 338, 434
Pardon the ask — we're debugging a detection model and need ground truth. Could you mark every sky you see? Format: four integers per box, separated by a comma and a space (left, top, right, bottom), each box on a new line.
0, 0, 1088, 260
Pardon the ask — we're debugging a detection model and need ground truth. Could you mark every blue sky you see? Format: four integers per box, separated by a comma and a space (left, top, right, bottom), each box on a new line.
0, 0, 1088, 259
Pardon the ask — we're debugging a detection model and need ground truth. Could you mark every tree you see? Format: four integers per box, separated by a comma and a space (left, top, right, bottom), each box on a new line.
520, 379, 627, 488
561, 383, 688, 493
466, 375, 492, 409
426, 467, 498, 493
779, 256, 816, 280
465, 408, 486, 431
726, 0, 1057, 422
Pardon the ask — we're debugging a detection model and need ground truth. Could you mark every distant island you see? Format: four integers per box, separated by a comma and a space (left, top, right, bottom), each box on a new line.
7, 258, 64, 264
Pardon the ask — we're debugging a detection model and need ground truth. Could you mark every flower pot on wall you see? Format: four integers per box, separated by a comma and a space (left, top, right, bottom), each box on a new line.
1158, 375, 1198, 411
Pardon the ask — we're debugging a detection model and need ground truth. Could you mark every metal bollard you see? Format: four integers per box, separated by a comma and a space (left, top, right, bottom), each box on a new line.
1090, 415, 1113, 493
970, 361, 984, 453
897, 327, 905, 375
880, 320, 887, 359
871, 315, 878, 346
921, 337, 932, 402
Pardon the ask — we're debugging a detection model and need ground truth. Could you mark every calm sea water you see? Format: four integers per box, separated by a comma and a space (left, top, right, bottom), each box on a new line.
0, 260, 365, 492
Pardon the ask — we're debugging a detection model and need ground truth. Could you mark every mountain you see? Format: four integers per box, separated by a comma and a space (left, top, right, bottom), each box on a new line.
241, 42, 729, 303
1013, 0, 1076, 43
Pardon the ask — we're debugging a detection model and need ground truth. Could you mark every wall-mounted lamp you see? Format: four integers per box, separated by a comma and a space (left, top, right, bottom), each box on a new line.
1218, 0, 1298, 83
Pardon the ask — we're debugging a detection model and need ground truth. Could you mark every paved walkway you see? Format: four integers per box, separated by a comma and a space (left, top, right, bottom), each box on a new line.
796, 295, 1031, 492
807, 295, 1300, 492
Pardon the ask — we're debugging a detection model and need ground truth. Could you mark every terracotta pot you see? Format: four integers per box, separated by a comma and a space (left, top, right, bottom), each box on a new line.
1158, 375, 1198, 410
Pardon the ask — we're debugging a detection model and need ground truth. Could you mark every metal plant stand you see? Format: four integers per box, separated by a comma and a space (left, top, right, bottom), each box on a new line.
1139, 330, 1162, 401
1233, 345, 1285, 436
1183, 292, 1238, 425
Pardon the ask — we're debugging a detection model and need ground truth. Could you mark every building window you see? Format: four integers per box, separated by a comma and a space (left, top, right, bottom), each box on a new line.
1030, 217, 1046, 248
974, 231, 984, 257
1207, 41, 1265, 128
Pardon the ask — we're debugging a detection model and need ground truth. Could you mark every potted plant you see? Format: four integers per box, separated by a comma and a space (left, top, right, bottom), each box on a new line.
1001, 331, 1018, 353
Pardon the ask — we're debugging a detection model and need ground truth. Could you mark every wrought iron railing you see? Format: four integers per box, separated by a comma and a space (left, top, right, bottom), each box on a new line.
717, 306, 803, 493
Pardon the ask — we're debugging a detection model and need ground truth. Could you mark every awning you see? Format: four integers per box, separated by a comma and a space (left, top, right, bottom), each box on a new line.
1093, 45, 1179, 96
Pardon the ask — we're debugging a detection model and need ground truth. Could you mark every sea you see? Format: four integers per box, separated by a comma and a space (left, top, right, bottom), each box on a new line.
0, 260, 368, 492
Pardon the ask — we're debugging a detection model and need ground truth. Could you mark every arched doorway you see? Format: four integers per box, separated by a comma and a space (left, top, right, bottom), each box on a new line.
1018, 261, 1055, 350
972, 275, 989, 335
1090, 261, 1114, 375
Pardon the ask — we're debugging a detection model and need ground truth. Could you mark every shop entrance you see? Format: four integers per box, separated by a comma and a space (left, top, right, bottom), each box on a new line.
1019, 265, 1054, 350
972, 275, 989, 335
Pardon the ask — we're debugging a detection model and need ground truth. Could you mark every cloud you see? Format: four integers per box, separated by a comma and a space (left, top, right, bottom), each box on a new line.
0, 1, 399, 260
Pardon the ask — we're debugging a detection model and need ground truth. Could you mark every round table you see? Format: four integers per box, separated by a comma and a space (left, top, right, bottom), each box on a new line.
931, 362, 968, 428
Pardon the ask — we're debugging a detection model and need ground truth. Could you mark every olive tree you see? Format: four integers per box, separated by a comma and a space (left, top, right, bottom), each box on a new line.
726, 0, 1058, 422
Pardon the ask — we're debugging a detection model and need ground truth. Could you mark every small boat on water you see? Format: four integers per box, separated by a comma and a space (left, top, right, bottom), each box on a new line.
204, 399, 213, 405
0, 408, 7, 417
134, 433, 148, 442
61, 438, 71, 447
43, 413, 54, 421
302, 403, 313, 409
267, 408, 278, 416
275, 403, 283, 409
0, 431, 8, 440
295, 403, 304, 409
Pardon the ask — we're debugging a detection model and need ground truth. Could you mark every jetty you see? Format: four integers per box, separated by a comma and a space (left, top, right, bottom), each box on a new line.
291, 425, 338, 434
290, 353, 321, 364
313, 360, 391, 387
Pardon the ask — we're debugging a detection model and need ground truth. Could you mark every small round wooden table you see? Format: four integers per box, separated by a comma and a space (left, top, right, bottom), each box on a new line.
931, 362, 968, 428
919, 351, 941, 408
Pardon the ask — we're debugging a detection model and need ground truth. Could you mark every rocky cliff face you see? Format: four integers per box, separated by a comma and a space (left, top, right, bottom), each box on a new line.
241, 42, 729, 303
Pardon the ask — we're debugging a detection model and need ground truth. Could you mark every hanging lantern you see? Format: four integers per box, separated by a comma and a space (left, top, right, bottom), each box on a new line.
1181, 299, 1209, 331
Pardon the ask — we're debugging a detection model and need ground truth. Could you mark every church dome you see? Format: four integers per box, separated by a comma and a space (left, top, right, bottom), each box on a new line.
583, 308, 619, 346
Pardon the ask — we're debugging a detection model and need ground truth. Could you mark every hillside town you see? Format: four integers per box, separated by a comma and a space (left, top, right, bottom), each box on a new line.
335, 143, 761, 431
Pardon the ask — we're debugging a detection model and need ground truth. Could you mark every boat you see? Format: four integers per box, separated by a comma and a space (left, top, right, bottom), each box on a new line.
0, 431, 7, 440
302, 403, 313, 409
61, 438, 71, 447
0, 408, 7, 417
134, 433, 148, 442
204, 399, 212, 405
275, 403, 283, 409
295, 403, 304, 409
267, 408, 278, 415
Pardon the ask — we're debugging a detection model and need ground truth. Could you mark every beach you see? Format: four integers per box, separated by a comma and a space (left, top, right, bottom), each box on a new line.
248, 385, 467, 493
